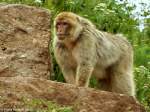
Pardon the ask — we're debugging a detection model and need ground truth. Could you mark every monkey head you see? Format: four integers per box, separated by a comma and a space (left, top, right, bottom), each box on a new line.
54, 12, 83, 41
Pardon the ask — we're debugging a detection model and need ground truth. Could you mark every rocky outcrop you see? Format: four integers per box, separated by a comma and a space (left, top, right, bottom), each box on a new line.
0, 4, 51, 79
0, 77, 145, 112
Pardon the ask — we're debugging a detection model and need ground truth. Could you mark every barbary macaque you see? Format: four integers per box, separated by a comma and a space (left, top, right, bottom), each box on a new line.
53, 12, 135, 96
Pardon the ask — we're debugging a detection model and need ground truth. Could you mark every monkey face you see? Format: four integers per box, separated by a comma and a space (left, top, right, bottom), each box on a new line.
55, 12, 83, 41
56, 20, 71, 40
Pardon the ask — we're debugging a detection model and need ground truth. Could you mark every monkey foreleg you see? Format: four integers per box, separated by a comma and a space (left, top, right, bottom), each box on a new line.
76, 65, 94, 87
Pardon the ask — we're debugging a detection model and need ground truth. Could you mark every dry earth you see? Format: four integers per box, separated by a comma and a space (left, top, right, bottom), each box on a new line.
0, 4, 51, 79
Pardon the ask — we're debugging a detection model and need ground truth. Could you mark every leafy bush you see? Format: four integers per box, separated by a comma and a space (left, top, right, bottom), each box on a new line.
135, 65, 150, 111
134, 45, 150, 67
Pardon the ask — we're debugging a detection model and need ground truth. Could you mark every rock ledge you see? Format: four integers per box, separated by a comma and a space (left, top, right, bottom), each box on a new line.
0, 77, 145, 112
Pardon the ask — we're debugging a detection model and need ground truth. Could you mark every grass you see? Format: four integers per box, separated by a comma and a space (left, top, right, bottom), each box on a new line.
23, 98, 73, 112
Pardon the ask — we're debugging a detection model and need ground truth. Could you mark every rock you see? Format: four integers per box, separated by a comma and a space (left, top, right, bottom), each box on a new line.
0, 4, 51, 79
0, 77, 145, 112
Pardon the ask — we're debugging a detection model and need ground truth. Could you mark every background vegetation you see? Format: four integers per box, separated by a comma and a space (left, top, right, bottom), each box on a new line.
0, 0, 149, 111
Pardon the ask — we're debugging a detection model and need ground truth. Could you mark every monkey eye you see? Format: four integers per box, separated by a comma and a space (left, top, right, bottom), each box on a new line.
56, 22, 61, 26
56, 22, 68, 26
62, 22, 67, 25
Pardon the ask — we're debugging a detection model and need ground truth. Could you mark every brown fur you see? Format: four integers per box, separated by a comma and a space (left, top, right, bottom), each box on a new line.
53, 12, 135, 96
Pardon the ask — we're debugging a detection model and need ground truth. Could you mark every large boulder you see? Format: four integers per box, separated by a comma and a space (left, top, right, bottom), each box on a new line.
0, 4, 51, 79
0, 77, 145, 112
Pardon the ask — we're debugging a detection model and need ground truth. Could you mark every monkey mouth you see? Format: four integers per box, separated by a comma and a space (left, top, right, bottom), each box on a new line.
57, 33, 69, 36
57, 35, 66, 40
58, 36, 65, 40
57, 34, 70, 40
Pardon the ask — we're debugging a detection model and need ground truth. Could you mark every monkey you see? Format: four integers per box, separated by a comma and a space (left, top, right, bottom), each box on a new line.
53, 12, 135, 96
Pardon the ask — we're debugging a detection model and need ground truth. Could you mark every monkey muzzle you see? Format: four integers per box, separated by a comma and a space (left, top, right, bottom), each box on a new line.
57, 33, 70, 40
58, 36, 65, 40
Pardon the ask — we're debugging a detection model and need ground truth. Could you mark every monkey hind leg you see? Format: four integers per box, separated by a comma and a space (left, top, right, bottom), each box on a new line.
111, 72, 135, 96
108, 50, 135, 96
97, 67, 135, 96
110, 60, 135, 96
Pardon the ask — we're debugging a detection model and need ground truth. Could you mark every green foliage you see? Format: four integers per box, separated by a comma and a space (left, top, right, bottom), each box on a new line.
23, 98, 73, 112
143, 18, 150, 44
49, 0, 138, 34
135, 66, 150, 111
134, 45, 150, 67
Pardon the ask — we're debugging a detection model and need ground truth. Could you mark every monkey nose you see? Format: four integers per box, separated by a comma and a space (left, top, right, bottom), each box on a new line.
57, 28, 64, 34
